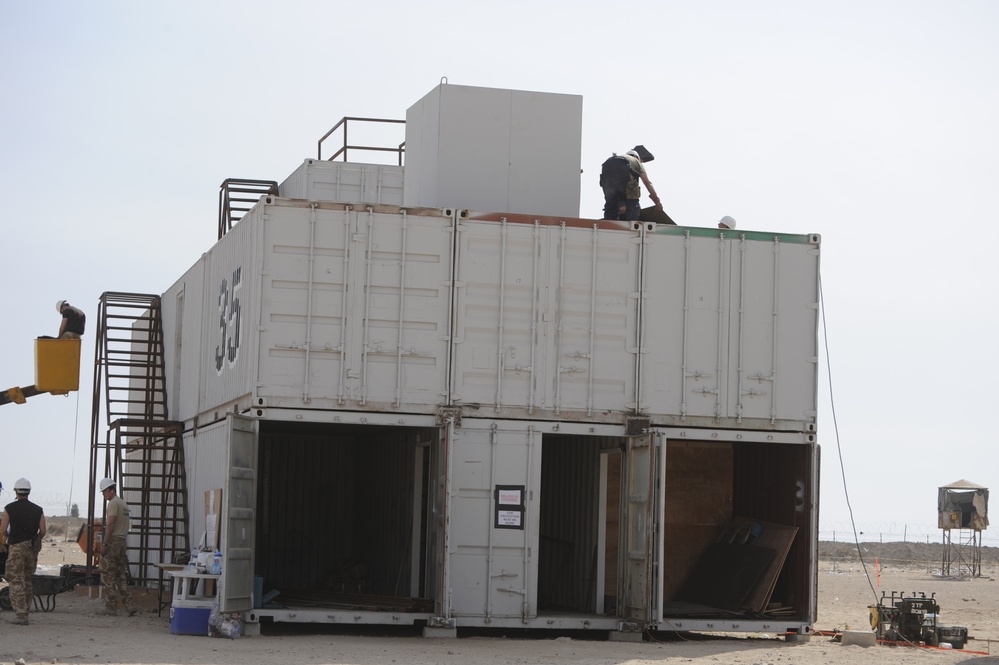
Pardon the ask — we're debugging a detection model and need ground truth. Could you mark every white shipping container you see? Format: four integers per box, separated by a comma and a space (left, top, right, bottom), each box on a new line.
161, 206, 819, 433
642, 227, 820, 431
160, 197, 457, 423
450, 213, 644, 421
450, 215, 819, 431
279, 159, 404, 206
203, 413, 816, 632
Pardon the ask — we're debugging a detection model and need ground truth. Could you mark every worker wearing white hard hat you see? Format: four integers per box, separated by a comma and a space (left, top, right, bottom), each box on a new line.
1, 477, 47, 625
98, 477, 137, 616
56, 300, 87, 339
718, 216, 737, 230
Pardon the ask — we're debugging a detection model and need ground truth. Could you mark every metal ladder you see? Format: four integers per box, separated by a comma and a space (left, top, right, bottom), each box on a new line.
218, 178, 278, 240
88, 291, 189, 586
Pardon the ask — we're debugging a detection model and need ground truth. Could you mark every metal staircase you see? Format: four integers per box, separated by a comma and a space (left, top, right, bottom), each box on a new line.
218, 178, 278, 240
88, 292, 189, 585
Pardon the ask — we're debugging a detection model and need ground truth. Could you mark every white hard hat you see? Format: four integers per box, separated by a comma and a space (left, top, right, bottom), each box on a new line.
718, 216, 737, 230
99, 478, 116, 492
56, 299, 68, 312
625, 149, 640, 159
14, 477, 31, 493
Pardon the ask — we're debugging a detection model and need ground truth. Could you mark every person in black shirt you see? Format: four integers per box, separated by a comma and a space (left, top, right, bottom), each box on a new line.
56, 299, 86, 339
1, 478, 46, 625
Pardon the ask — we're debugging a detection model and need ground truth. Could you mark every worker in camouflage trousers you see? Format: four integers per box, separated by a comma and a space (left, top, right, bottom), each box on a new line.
98, 478, 137, 616
1, 478, 46, 625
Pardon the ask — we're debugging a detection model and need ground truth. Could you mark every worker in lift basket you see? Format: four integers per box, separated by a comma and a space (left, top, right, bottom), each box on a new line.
56, 299, 86, 339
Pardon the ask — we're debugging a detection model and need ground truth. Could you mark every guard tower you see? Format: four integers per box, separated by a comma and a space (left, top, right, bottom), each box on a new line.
938, 479, 989, 577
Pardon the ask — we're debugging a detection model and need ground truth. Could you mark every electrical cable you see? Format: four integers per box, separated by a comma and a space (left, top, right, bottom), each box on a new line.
821, 284, 951, 648
819, 275, 881, 608
65, 387, 82, 534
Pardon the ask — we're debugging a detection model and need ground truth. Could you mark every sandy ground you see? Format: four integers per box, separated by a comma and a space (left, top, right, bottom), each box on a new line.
2, 529, 997, 665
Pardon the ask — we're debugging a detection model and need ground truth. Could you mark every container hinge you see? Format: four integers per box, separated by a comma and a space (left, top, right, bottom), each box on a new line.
427, 616, 456, 628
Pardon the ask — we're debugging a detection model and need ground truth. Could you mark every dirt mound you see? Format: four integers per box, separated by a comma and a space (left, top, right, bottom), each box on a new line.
819, 540, 999, 570
43, 515, 87, 540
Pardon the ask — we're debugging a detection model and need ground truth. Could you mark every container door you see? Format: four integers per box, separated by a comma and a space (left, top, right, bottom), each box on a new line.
219, 414, 258, 613
255, 204, 454, 413
450, 218, 642, 421
621, 433, 660, 623
428, 420, 453, 619
447, 422, 541, 620
641, 231, 730, 420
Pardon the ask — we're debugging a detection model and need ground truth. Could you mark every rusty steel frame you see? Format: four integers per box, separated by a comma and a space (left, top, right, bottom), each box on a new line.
88, 292, 189, 587
317, 116, 405, 164
218, 178, 278, 240
941, 528, 983, 577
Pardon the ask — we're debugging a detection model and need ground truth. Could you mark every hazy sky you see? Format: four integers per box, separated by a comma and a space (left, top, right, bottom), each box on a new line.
2, 1, 996, 545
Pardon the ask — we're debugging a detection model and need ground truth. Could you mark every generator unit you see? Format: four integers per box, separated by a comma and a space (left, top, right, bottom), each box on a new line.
870, 591, 968, 649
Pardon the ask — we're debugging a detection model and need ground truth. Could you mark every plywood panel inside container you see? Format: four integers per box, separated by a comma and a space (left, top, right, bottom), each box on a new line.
664, 441, 733, 525
662, 523, 721, 600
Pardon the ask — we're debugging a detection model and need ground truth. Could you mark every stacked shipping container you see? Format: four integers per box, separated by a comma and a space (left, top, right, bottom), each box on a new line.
151, 192, 819, 636
120, 83, 821, 639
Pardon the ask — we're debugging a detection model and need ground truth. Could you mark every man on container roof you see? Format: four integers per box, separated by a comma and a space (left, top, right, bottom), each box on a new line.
599, 144, 663, 222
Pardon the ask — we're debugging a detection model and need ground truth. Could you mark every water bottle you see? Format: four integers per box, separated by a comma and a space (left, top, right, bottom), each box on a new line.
189, 547, 198, 569
212, 550, 222, 575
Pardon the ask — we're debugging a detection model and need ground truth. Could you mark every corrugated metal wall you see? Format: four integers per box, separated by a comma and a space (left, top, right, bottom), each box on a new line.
538, 435, 622, 613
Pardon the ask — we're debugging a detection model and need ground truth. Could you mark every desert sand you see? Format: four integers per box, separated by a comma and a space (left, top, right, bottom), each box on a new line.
2, 519, 997, 665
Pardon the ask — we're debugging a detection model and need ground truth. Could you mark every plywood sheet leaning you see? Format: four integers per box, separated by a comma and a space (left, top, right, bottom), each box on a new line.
674, 542, 775, 611
735, 518, 798, 614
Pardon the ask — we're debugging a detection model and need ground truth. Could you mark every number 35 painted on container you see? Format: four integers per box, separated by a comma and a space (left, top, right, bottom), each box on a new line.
215, 267, 242, 374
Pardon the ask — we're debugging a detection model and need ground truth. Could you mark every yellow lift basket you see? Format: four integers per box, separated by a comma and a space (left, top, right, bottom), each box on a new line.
35, 338, 81, 393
